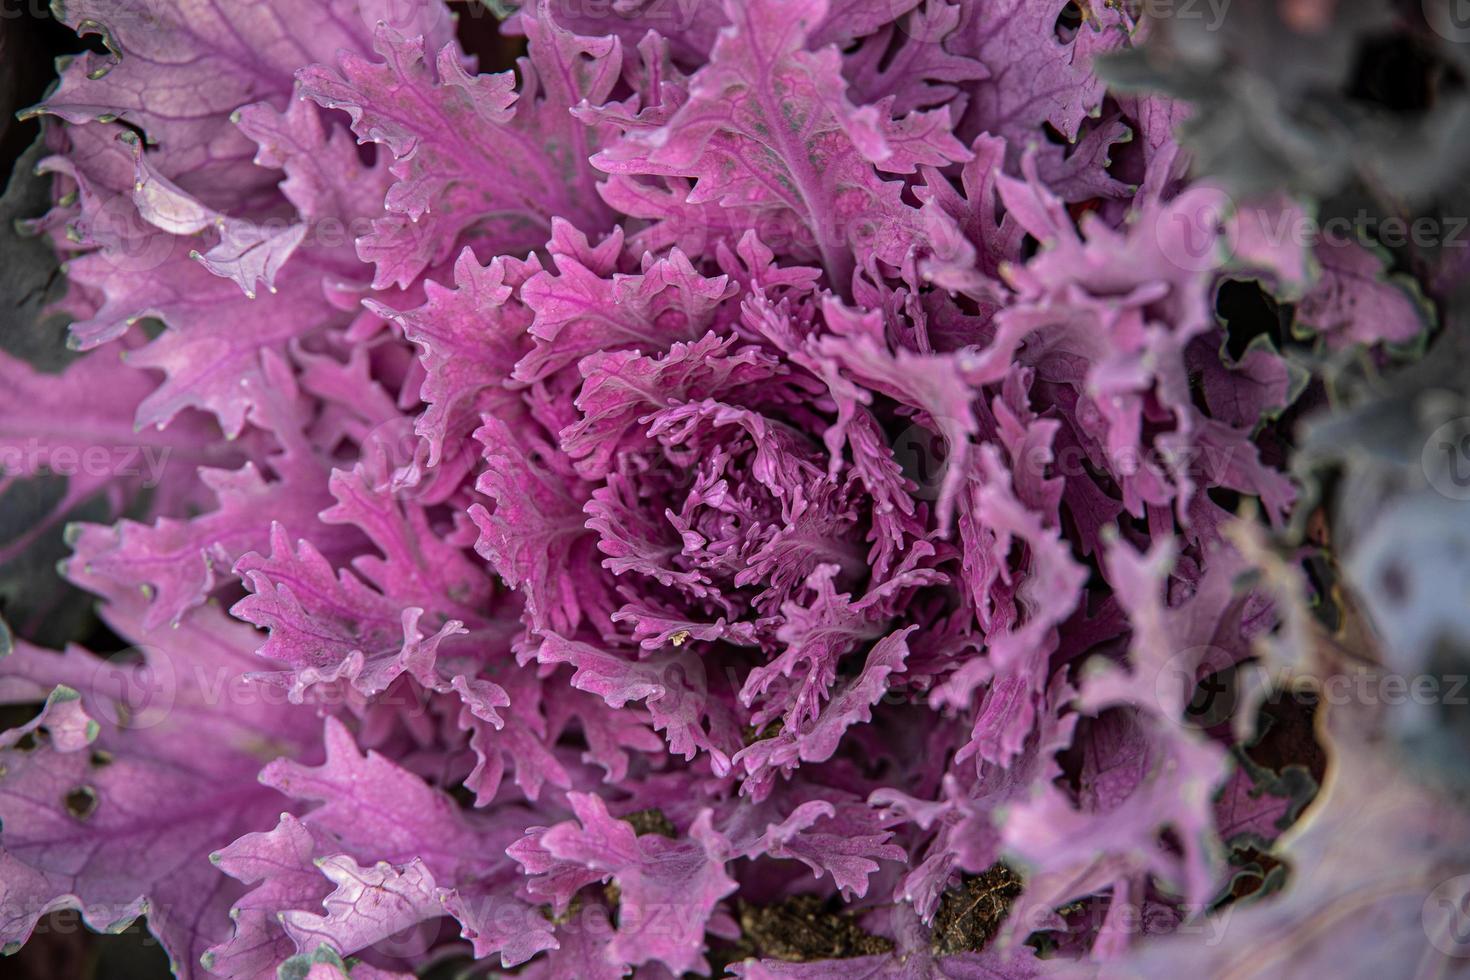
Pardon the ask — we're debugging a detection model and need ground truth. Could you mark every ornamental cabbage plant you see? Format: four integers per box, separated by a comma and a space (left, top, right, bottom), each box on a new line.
0, 0, 1465, 978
